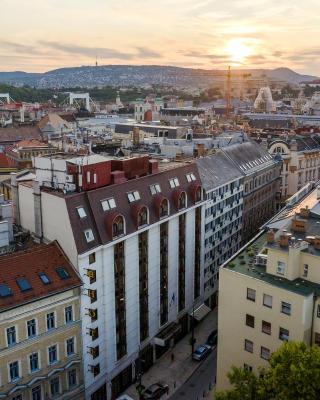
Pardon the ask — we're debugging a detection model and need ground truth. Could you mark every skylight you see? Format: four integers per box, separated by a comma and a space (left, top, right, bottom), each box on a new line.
56, 267, 70, 280
186, 173, 196, 182
127, 191, 141, 203
77, 207, 87, 219
150, 184, 161, 195
169, 178, 180, 188
84, 229, 94, 243
0, 283, 12, 298
39, 272, 50, 285
101, 198, 116, 211
16, 278, 32, 292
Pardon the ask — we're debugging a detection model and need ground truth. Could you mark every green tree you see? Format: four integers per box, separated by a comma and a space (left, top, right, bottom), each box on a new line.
215, 341, 320, 400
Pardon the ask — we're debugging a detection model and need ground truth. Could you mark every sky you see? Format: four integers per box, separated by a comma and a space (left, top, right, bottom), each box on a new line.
0, 0, 320, 74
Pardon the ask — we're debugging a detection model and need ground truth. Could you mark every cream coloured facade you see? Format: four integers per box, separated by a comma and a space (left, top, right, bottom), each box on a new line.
217, 185, 320, 390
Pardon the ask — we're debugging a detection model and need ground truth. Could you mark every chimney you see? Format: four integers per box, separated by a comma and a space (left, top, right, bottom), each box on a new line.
149, 159, 159, 175
279, 232, 289, 248
314, 236, 320, 250
111, 171, 127, 185
132, 126, 140, 146
291, 218, 306, 233
33, 181, 43, 241
299, 206, 310, 218
266, 230, 275, 244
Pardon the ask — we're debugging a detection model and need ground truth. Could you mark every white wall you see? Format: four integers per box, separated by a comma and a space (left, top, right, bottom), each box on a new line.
18, 184, 35, 233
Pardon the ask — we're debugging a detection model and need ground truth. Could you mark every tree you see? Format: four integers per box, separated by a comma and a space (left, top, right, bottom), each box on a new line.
215, 341, 320, 400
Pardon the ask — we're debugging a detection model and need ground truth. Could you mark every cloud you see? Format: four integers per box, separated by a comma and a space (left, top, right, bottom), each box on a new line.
0, 40, 38, 54
136, 47, 162, 58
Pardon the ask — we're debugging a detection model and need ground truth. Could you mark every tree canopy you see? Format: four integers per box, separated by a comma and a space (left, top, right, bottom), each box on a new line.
215, 341, 320, 400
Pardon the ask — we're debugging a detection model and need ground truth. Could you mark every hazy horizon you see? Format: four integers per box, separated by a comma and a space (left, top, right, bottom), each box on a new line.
1, 0, 319, 75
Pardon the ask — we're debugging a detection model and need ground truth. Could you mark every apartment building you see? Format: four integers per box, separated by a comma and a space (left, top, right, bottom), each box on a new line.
217, 185, 320, 390
223, 141, 281, 245
268, 136, 320, 202
197, 152, 244, 308
12, 154, 205, 400
0, 241, 83, 400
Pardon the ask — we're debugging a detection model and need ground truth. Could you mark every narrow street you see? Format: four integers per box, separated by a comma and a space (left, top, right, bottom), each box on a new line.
169, 349, 217, 400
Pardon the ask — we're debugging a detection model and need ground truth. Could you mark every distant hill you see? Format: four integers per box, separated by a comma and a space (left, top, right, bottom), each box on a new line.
0, 65, 318, 89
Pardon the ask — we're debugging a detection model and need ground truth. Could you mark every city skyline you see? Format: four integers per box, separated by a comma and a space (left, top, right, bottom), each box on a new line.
0, 0, 319, 75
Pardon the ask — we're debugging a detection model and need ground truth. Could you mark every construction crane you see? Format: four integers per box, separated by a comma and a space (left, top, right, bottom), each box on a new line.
225, 66, 231, 118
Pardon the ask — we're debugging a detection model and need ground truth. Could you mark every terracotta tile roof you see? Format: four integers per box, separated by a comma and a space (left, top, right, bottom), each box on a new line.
0, 241, 81, 312
15, 139, 49, 148
65, 162, 203, 254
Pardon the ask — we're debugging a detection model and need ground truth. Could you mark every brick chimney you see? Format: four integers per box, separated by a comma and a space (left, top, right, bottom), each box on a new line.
267, 230, 275, 244
279, 232, 289, 248
314, 236, 320, 250
149, 159, 159, 175
111, 171, 127, 185
299, 206, 310, 218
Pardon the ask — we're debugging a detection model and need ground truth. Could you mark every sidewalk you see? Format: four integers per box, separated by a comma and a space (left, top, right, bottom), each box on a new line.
124, 309, 218, 399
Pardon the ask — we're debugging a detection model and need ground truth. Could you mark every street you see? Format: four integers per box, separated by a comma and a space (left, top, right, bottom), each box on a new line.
168, 349, 217, 400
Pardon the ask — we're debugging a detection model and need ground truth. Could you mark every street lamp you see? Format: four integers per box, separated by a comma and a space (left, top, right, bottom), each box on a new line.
135, 347, 146, 400
190, 303, 196, 355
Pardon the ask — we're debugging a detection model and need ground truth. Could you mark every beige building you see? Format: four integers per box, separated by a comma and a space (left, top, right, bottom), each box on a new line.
217, 185, 320, 390
0, 241, 83, 400
268, 137, 320, 202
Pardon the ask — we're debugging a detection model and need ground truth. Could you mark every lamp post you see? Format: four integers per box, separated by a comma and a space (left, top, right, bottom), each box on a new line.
190, 303, 196, 355
135, 347, 145, 400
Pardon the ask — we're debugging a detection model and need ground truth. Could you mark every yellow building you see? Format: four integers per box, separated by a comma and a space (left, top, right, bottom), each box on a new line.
217, 186, 320, 390
0, 241, 84, 400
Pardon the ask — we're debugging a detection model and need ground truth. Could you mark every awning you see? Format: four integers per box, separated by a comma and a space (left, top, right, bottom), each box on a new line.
154, 322, 181, 347
190, 304, 211, 322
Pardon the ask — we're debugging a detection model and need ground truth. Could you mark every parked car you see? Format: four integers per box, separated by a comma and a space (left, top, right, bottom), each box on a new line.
141, 381, 169, 399
192, 344, 212, 361
206, 329, 218, 348
116, 395, 135, 400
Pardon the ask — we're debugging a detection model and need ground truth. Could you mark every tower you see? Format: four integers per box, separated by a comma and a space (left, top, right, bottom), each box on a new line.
226, 66, 231, 117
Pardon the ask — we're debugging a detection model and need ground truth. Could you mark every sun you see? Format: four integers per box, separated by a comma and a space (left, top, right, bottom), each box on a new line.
225, 39, 252, 63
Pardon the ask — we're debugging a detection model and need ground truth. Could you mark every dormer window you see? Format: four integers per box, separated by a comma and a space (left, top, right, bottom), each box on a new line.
127, 191, 141, 203
77, 207, 86, 219
112, 215, 125, 238
169, 178, 180, 188
160, 198, 169, 218
138, 206, 148, 227
84, 229, 94, 243
186, 173, 196, 182
178, 192, 187, 210
101, 198, 116, 211
150, 184, 161, 195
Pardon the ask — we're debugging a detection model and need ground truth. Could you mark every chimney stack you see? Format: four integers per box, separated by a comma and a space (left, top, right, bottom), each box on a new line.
279, 232, 289, 248
267, 230, 275, 244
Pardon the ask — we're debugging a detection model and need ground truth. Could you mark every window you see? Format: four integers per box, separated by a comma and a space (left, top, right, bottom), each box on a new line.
31, 386, 41, 400
246, 314, 255, 328
56, 267, 70, 280
277, 261, 285, 275
127, 191, 140, 202
315, 333, 320, 346
29, 352, 39, 372
77, 207, 86, 219
260, 346, 270, 360
247, 288, 256, 302
7, 326, 16, 346
50, 377, 60, 397
150, 184, 161, 195
112, 215, 124, 238
65, 306, 73, 324
101, 198, 116, 211
262, 320, 271, 335
138, 207, 148, 227
89, 252, 96, 264
9, 361, 19, 381
303, 264, 308, 277
39, 272, 50, 284
279, 327, 289, 341
16, 277, 32, 292
0, 283, 12, 298
68, 369, 77, 388
48, 345, 57, 364
317, 304, 320, 318
12, 395, 22, 400
84, 229, 94, 243
263, 294, 273, 308
281, 301, 291, 315
66, 337, 75, 356
159, 198, 169, 217
178, 192, 187, 209
27, 319, 37, 338
186, 173, 196, 182
169, 177, 180, 188
46, 312, 55, 330
244, 339, 253, 353
244, 364, 252, 372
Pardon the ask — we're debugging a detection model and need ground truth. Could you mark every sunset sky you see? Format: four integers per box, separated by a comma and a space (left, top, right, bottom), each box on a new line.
1, 0, 320, 74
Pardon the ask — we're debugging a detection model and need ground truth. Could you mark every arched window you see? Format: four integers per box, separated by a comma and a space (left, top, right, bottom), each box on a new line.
178, 192, 187, 209
138, 206, 148, 227
195, 187, 202, 202
160, 198, 169, 218
112, 215, 124, 238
